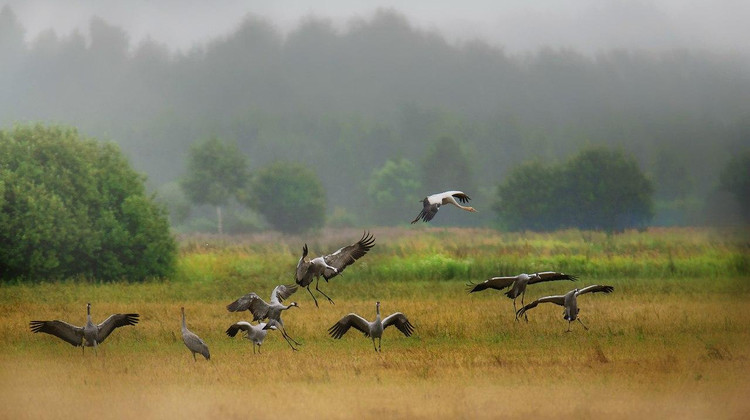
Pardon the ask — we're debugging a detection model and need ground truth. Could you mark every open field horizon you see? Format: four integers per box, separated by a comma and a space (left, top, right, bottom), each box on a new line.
1, 227, 748, 419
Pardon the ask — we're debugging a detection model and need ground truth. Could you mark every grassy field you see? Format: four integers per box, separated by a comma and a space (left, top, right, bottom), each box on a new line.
1, 227, 748, 419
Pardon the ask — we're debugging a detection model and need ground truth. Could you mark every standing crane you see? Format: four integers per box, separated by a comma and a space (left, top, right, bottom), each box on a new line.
29, 303, 139, 353
467, 272, 577, 321
328, 301, 414, 352
295, 231, 375, 307
516, 284, 615, 332
226, 321, 277, 354
226, 284, 301, 351
181, 307, 210, 361
411, 190, 476, 223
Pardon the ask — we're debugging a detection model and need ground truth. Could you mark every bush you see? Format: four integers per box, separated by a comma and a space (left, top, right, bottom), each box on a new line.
496, 147, 654, 232
0, 124, 176, 281
245, 161, 326, 233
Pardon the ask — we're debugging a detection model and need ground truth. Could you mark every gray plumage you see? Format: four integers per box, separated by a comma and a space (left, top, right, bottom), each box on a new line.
516, 284, 615, 332
411, 190, 476, 223
181, 307, 210, 361
328, 301, 414, 352
226, 284, 301, 351
467, 271, 577, 320
29, 303, 138, 353
226, 321, 277, 354
295, 231, 375, 307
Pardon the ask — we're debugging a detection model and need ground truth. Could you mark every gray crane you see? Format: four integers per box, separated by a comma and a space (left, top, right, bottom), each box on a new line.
29, 302, 138, 353
226, 284, 301, 351
295, 231, 375, 307
226, 321, 277, 354
516, 284, 615, 332
467, 271, 577, 321
181, 307, 210, 361
411, 190, 477, 223
328, 301, 414, 352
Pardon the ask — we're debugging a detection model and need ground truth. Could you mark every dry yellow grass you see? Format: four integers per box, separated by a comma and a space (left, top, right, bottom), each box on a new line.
2, 285, 749, 420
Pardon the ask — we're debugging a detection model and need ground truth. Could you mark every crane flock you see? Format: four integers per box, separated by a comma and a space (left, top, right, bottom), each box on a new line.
28, 190, 616, 357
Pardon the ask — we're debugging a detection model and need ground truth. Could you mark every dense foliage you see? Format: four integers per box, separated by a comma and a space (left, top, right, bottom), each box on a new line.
495, 148, 654, 232
0, 124, 176, 281
1, 7, 748, 227
246, 161, 326, 233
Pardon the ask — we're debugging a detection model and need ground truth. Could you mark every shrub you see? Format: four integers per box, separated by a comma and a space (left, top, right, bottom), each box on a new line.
0, 124, 176, 281
245, 161, 326, 233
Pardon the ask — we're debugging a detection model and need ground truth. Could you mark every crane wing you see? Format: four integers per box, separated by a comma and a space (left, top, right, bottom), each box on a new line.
382, 312, 415, 337
227, 293, 270, 322
327, 313, 371, 339
466, 276, 518, 293
227, 292, 258, 312
516, 295, 566, 318
322, 231, 375, 280
295, 244, 312, 285
270, 284, 298, 304
411, 198, 439, 223
447, 191, 471, 204
226, 321, 253, 337
576, 284, 614, 296
29, 320, 84, 347
528, 271, 578, 285
96, 313, 139, 343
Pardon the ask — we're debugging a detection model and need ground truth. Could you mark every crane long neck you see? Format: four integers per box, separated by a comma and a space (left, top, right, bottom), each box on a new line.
181, 309, 186, 329
86, 304, 92, 324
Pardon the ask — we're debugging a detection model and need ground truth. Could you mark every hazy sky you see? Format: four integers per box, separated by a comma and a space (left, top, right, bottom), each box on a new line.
3, 0, 750, 55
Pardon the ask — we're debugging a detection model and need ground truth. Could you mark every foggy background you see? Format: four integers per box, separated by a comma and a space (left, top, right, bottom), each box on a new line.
1, 1, 749, 229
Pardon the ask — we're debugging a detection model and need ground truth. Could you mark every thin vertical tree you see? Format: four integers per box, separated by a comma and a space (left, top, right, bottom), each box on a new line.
180, 137, 249, 234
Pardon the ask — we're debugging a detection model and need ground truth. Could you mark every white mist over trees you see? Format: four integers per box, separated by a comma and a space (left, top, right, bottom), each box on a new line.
1, 6, 748, 229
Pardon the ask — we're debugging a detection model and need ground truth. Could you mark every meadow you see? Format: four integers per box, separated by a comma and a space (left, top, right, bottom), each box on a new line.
1, 227, 748, 419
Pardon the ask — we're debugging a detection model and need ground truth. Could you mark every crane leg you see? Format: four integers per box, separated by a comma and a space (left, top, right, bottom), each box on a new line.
306, 286, 320, 308
282, 328, 301, 346
372, 338, 378, 352
281, 331, 299, 351
521, 292, 529, 322
315, 277, 335, 305
577, 318, 589, 331
513, 298, 518, 321
192, 352, 197, 361
378, 337, 382, 352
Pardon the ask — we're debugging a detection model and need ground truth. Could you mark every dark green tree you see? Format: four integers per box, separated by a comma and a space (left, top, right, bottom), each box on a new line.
495, 148, 653, 232
0, 124, 176, 282
246, 161, 326, 233
494, 162, 561, 231
367, 158, 422, 225
180, 137, 249, 234
718, 150, 750, 223
561, 148, 654, 232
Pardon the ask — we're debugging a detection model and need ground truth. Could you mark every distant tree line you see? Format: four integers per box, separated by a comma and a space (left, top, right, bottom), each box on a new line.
1, 6, 748, 229
1, 122, 745, 283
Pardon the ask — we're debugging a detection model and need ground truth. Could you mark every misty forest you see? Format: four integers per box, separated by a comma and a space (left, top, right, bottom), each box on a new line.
1, 7, 748, 233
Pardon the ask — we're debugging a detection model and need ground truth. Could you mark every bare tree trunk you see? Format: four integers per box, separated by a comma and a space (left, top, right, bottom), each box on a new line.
216, 205, 223, 235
